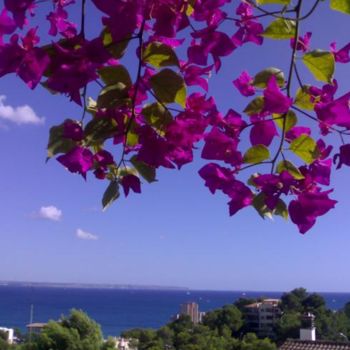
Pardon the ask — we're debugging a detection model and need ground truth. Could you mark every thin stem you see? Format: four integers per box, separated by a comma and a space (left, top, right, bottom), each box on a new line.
80, 0, 86, 37
80, 85, 87, 123
293, 64, 303, 89
239, 161, 272, 172
271, 0, 303, 173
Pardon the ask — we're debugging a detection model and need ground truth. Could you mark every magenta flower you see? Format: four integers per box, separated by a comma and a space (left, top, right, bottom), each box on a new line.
57, 146, 94, 178
201, 127, 242, 167
4, 0, 35, 29
227, 181, 253, 215
250, 119, 278, 146
47, 5, 77, 38
290, 32, 312, 52
233, 71, 255, 97
63, 120, 83, 141
330, 41, 350, 63
289, 190, 337, 234
94, 150, 114, 168
263, 76, 292, 114
0, 9, 16, 44
334, 144, 350, 169
232, 20, 264, 47
121, 175, 141, 197
183, 64, 212, 92
198, 163, 235, 194
285, 126, 311, 142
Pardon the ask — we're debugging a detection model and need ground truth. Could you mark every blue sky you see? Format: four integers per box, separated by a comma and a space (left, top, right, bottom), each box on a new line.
1, 1, 350, 292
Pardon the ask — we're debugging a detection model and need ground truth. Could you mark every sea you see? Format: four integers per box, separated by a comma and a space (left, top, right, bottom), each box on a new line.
1, 286, 350, 337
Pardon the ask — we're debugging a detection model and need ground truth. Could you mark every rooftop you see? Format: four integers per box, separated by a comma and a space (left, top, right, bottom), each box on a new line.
280, 340, 350, 350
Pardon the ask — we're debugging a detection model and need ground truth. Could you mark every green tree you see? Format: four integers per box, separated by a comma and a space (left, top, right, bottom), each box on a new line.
203, 305, 243, 336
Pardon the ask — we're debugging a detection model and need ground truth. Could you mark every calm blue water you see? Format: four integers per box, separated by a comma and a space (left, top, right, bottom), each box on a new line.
0, 286, 349, 337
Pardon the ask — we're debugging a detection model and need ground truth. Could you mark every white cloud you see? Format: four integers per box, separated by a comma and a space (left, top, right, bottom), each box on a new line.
76, 228, 98, 241
0, 95, 45, 125
38, 206, 62, 221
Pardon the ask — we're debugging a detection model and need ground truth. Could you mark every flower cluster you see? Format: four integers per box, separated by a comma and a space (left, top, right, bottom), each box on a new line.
1, 0, 350, 234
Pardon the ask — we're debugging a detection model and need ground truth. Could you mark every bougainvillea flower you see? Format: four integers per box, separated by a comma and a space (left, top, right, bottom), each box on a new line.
314, 92, 350, 131
236, 2, 253, 19
233, 71, 255, 97
94, 150, 114, 168
121, 175, 141, 197
309, 159, 332, 186
227, 181, 253, 215
0, 31, 49, 89
57, 146, 94, 178
0, 9, 16, 44
188, 29, 236, 70
250, 119, 278, 146
183, 64, 212, 92
285, 126, 311, 142
222, 109, 247, 138
290, 32, 312, 52
263, 76, 292, 114
4, 0, 35, 29
330, 41, 350, 63
334, 144, 350, 169
202, 127, 242, 167
289, 190, 337, 234
232, 20, 264, 47
63, 120, 83, 141
199, 163, 234, 194
47, 6, 77, 38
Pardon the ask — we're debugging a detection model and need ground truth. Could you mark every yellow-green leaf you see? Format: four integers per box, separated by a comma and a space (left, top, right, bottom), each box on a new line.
253, 67, 285, 88
263, 18, 296, 40
302, 50, 335, 83
47, 122, 76, 159
276, 160, 305, 180
98, 65, 132, 87
273, 110, 297, 132
101, 28, 130, 59
142, 103, 173, 134
294, 85, 314, 111
274, 199, 289, 220
150, 69, 186, 107
289, 135, 319, 164
243, 96, 264, 116
102, 181, 120, 211
330, 0, 350, 14
143, 42, 179, 68
130, 155, 157, 183
243, 145, 270, 164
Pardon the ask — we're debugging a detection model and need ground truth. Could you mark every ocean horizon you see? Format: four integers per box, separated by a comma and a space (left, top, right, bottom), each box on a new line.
1, 285, 349, 337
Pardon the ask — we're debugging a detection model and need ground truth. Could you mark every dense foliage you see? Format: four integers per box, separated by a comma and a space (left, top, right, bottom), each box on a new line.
2, 291, 350, 349
1, 0, 350, 233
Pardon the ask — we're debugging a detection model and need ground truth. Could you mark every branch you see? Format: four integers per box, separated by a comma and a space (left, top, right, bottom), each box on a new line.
80, 0, 86, 38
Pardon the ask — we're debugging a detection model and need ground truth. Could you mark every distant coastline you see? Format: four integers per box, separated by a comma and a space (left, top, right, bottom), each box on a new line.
0, 280, 188, 291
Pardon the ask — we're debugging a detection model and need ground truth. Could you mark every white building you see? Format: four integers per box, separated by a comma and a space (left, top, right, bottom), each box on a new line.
0, 327, 15, 344
111, 337, 137, 350
244, 298, 281, 338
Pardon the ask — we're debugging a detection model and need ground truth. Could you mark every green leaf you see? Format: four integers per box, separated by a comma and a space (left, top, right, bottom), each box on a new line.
84, 118, 118, 146
263, 18, 296, 39
102, 181, 120, 211
243, 145, 270, 164
289, 135, 320, 164
243, 96, 264, 116
294, 85, 314, 111
256, 0, 291, 4
273, 110, 297, 132
97, 83, 130, 109
253, 67, 285, 88
274, 199, 289, 220
252, 193, 273, 220
143, 42, 179, 68
130, 156, 157, 183
276, 160, 305, 180
101, 28, 130, 59
98, 65, 132, 87
302, 50, 335, 83
47, 121, 76, 159
330, 0, 350, 14
150, 69, 186, 107
142, 103, 173, 134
